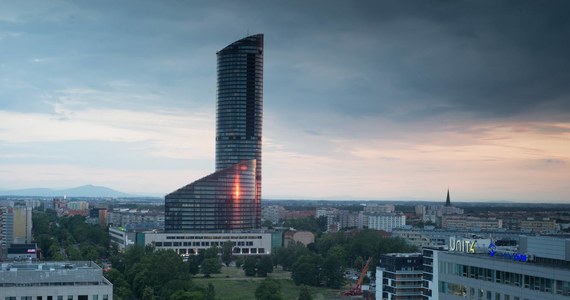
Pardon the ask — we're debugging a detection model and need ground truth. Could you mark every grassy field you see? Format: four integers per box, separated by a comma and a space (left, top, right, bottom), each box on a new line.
193, 266, 346, 300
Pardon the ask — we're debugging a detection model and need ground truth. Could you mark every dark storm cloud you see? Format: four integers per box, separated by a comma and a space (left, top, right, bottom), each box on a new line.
252, 0, 570, 120
2, 0, 569, 121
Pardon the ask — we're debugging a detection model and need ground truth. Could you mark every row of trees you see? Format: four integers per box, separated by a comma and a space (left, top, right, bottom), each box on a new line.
108, 245, 216, 300
33, 210, 109, 261
272, 229, 417, 288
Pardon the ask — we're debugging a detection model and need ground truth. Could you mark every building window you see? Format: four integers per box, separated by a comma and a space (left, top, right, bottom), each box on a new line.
93, 296, 98, 300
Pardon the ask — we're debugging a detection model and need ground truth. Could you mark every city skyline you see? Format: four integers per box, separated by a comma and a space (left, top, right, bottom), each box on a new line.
0, 1, 569, 202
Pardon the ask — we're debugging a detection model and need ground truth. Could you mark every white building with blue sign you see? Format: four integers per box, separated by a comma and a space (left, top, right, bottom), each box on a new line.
425, 236, 570, 300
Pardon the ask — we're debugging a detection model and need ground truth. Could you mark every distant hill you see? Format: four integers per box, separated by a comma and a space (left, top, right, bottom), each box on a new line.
0, 184, 135, 198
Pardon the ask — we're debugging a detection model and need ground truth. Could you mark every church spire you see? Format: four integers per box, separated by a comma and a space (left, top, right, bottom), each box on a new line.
445, 189, 451, 207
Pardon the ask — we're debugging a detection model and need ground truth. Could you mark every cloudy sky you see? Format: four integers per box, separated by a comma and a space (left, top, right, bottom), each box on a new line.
1, 1, 569, 202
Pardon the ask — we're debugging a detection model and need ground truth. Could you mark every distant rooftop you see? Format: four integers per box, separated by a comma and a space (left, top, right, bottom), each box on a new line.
383, 252, 423, 257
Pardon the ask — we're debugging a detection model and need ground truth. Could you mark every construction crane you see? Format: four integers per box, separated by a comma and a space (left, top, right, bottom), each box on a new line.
342, 256, 373, 296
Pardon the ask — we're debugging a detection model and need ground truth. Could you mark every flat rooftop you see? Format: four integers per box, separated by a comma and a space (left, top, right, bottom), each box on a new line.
0, 261, 111, 287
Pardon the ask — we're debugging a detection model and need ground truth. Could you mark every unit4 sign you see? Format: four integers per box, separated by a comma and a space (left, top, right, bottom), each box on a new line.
449, 237, 477, 253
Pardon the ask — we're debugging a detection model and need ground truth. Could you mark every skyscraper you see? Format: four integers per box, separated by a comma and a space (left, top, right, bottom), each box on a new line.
165, 34, 264, 232
216, 33, 263, 228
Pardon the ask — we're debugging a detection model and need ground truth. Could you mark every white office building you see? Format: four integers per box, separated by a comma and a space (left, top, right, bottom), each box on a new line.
141, 231, 273, 257
0, 261, 113, 300
367, 213, 406, 232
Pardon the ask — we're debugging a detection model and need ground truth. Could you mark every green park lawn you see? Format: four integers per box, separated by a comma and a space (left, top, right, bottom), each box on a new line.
193, 266, 344, 300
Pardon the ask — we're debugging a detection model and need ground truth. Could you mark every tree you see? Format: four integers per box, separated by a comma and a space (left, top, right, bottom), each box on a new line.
353, 256, 365, 271
235, 256, 244, 268
141, 286, 155, 300
201, 257, 222, 277
274, 242, 310, 271
298, 286, 313, 300
221, 241, 234, 267
322, 246, 345, 288
105, 269, 133, 300
158, 279, 196, 299
206, 283, 216, 300
255, 278, 282, 300
147, 250, 185, 286
262, 220, 274, 228
204, 246, 219, 259
243, 256, 257, 276
187, 256, 200, 275
170, 290, 206, 300
291, 254, 322, 286
256, 255, 274, 277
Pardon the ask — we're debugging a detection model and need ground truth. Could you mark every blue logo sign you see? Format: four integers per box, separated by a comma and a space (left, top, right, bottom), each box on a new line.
488, 242, 496, 257
488, 242, 528, 262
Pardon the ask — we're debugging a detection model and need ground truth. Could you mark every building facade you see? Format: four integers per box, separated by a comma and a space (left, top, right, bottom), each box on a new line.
140, 231, 272, 257
519, 218, 557, 233
261, 205, 285, 224
165, 160, 257, 232
367, 213, 406, 232
0, 261, 113, 300
442, 215, 502, 231
12, 202, 32, 244
376, 253, 425, 300
165, 34, 264, 232
216, 33, 264, 228
422, 236, 570, 300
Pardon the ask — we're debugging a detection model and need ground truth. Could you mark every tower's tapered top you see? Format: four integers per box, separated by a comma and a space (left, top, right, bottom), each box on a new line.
217, 34, 264, 54
445, 189, 451, 207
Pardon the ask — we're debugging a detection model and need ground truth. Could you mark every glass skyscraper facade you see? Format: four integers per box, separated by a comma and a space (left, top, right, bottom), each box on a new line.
165, 34, 263, 232
216, 34, 263, 228
165, 160, 257, 231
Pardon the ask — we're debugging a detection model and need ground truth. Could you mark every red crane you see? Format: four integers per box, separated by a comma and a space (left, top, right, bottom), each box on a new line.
342, 256, 372, 296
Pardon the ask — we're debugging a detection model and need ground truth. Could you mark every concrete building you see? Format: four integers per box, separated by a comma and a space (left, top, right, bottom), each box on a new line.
262, 205, 285, 224
442, 215, 502, 231
108, 227, 136, 251
415, 205, 426, 217
339, 210, 366, 229
316, 207, 340, 232
12, 202, 32, 244
139, 231, 273, 257
283, 231, 315, 247
67, 201, 89, 211
0, 261, 113, 300
392, 228, 449, 249
520, 217, 557, 233
423, 236, 570, 300
375, 253, 424, 300
364, 204, 395, 214
392, 228, 520, 250
367, 213, 406, 232
107, 208, 164, 230
0, 206, 13, 254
